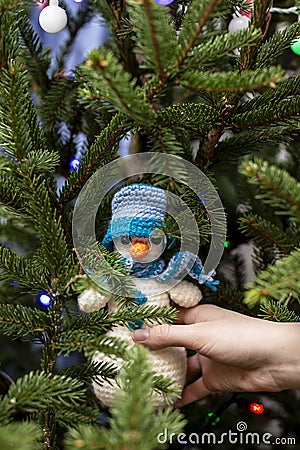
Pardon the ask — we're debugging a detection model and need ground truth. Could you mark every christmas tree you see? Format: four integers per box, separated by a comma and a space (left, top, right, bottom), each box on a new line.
0, 0, 300, 448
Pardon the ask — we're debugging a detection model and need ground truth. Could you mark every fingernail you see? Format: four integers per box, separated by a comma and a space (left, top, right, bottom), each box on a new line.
132, 328, 150, 342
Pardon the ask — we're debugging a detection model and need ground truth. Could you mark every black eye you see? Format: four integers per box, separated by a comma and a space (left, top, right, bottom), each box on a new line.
151, 236, 162, 245
120, 236, 131, 245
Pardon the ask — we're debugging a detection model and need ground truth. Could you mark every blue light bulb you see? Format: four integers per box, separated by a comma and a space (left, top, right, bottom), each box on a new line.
38, 292, 53, 307
154, 0, 174, 4
69, 157, 81, 170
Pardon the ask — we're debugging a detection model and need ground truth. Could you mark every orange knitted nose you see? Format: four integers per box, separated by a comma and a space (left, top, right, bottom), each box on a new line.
130, 241, 149, 259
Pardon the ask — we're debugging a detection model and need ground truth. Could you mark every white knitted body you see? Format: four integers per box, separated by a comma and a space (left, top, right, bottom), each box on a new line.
78, 279, 202, 408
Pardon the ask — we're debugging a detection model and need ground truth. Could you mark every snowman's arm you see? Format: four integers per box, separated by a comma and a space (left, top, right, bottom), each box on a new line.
78, 287, 112, 313
168, 280, 202, 308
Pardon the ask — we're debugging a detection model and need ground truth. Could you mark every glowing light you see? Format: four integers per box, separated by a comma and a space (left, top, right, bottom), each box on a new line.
291, 37, 300, 56
207, 412, 220, 425
249, 402, 264, 415
73, 0, 83, 3
224, 240, 230, 248
69, 157, 81, 170
38, 292, 53, 307
154, 0, 174, 5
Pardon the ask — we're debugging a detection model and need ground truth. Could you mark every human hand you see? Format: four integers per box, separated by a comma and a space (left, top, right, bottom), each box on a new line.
132, 305, 300, 406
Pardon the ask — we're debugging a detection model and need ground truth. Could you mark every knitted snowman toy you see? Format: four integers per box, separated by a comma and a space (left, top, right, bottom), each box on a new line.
78, 184, 218, 408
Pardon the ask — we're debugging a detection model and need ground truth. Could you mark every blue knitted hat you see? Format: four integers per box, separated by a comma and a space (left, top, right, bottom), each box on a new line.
102, 184, 167, 251
102, 183, 219, 290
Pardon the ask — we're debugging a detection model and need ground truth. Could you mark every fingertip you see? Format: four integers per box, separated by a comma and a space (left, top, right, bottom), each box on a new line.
178, 378, 211, 407
132, 328, 150, 343
133, 323, 205, 351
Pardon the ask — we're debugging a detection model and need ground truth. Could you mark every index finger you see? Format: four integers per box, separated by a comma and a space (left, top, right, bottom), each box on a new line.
176, 304, 234, 325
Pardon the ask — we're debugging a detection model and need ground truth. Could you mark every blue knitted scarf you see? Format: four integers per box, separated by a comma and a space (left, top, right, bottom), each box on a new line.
126, 250, 219, 291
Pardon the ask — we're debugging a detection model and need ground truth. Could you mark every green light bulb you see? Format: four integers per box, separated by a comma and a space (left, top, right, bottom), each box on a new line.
212, 416, 221, 425
291, 37, 300, 56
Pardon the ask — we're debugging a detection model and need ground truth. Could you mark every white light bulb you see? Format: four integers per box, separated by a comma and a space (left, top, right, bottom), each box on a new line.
39, 0, 67, 34
228, 15, 250, 33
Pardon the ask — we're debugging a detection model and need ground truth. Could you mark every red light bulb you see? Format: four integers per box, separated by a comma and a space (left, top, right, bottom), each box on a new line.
249, 402, 264, 415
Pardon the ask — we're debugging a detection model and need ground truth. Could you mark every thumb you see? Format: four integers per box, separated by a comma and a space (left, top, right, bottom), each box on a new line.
132, 323, 208, 352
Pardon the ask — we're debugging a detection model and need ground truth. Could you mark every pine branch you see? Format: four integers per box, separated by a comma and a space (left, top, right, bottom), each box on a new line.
255, 21, 300, 68
0, 246, 50, 293
59, 113, 127, 203
152, 128, 186, 156
240, 0, 272, 70
57, 332, 128, 358
19, 149, 60, 175
215, 125, 299, 163
18, 175, 77, 288
144, 25, 260, 99
155, 103, 219, 136
176, 0, 220, 68
79, 47, 153, 125
39, 78, 79, 133
0, 169, 74, 293
105, 345, 186, 444
166, 183, 212, 243
59, 360, 118, 384
17, 15, 50, 90
0, 171, 27, 212
0, 423, 41, 450
236, 76, 300, 114
0, 371, 88, 425
238, 214, 295, 255
259, 299, 300, 322
152, 374, 181, 403
127, 0, 177, 79
244, 249, 300, 307
0, 3, 20, 67
63, 309, 111, 333
180, 66, 284, 93
183, 27, 261, 68
92, 0, 116, 45
55, 406, 98, 427
0, 61, 49, 159
69, 243, 136, 300
0, 0, 23, 14
233, 94, 300, 128
59, 335, 183, 399
239, 158, 300, 223
64, 304, 178, 335
94, 0, 140, 76
0, 303, 52, 339
65, 346, 186, 450
252, 0, 272, 30
54, 2, 93, 72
